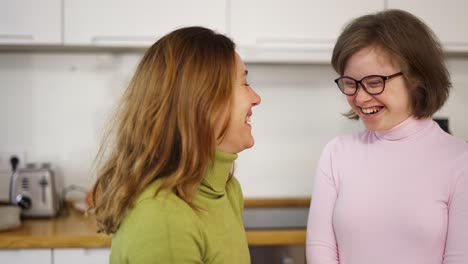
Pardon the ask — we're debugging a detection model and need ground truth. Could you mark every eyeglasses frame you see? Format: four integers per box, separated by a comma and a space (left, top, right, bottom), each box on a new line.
334, 72, 404, 96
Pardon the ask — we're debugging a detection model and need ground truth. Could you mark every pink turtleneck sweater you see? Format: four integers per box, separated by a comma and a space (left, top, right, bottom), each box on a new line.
306, 117, 468, 264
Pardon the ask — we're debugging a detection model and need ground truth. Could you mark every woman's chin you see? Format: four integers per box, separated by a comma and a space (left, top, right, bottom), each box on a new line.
237, 138, 256, 153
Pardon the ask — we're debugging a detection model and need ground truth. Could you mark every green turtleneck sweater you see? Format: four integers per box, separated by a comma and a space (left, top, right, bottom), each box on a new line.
110, 151, 250, 264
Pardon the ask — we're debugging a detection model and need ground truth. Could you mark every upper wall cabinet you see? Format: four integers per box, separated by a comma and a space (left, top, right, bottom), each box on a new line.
388, 0, 468, 52
0, 0, 61, 45
230, 0, 384, 63
63, 0, 227, 47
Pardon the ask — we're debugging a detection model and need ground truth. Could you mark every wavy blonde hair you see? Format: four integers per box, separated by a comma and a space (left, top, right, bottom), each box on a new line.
90, 27, 236, 234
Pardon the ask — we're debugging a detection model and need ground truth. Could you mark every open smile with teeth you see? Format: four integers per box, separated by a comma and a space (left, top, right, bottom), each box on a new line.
361, 106, 383, 115
246, 115, 251, 124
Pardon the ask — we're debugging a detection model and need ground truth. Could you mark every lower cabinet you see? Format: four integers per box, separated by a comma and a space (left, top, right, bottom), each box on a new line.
0, 247, 305, 263
250, 245, 305, 264
0, 249, 52, 264
53, 248, 111, 264
0, 248, 110, 264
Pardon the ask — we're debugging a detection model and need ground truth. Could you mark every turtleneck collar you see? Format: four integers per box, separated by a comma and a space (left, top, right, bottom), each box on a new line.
372, 116, 433, 141
200, 150, 238, 198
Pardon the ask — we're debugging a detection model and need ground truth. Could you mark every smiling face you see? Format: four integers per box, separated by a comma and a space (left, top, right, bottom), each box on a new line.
344, 46, 413, 131
216, 53, 261, 154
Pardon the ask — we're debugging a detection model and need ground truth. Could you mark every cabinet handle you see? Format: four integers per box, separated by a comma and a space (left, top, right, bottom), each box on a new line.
91, 36, 157, 46
0, 34, 33, 42
255, 37, 334, 50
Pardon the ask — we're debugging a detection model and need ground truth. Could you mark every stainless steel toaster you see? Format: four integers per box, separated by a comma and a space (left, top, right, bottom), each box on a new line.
9, 165, 60, 218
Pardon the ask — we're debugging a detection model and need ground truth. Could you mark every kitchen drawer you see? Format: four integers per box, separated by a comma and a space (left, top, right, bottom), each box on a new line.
53, 248, 110, 264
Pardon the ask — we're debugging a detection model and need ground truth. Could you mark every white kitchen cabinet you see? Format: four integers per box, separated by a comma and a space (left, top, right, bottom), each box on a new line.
230, 0, 384, 63
0, 0, 61, 45
63, 0, 227, 47
53, 248, 110, 264
387, 0, 468, 52
0, 249, 52, 264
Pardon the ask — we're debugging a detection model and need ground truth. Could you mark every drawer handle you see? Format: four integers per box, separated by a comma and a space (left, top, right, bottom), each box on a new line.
91, 36, 157, 45
0, 34, 34, 41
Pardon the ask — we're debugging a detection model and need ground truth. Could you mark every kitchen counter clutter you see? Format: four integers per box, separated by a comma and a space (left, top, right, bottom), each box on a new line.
0, 198, 309, 249
0, 207, 109, 249
0, 206, 21, 231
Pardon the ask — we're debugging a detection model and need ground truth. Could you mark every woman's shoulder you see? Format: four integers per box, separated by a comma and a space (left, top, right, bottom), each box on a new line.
134, 179, 198, 216
449, 141, 468, 170
430, 124, 468, 161
439, 132, 468, 152
115, 179, 203, 242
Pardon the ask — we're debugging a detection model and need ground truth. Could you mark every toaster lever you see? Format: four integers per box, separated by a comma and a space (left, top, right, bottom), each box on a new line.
39, 177, 49, 204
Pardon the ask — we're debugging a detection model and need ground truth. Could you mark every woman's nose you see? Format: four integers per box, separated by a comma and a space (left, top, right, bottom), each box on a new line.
251, 88, 261, 106
354, 85, 373, 103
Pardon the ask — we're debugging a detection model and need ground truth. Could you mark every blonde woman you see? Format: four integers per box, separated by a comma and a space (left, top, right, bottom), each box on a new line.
91, 26, 261, 263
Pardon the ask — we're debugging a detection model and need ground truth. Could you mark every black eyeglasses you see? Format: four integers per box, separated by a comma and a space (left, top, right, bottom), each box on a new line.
334, 72, 403, 96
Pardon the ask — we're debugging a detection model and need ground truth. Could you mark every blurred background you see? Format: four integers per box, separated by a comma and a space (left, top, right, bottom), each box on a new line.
1, 0, 467, 200
0, 1, 467, 263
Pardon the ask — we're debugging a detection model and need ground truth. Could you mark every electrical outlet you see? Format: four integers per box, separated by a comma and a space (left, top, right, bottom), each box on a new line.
0, 149, 26, 173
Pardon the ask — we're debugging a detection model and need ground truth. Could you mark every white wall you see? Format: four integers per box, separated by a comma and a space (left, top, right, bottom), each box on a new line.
0, 51, 467, 199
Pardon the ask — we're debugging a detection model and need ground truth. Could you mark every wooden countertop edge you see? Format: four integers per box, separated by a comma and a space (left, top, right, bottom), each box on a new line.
246, 229, 306, 246
0, 230, 306, 249
0, 235, 111, 249
244, 197, 310, 208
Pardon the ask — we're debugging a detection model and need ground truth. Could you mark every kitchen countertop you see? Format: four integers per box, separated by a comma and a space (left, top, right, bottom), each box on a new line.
0, 198, 309, 249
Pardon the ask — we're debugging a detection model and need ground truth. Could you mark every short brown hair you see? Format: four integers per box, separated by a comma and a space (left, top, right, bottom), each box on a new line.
91, 27, 237, 234
332, 9, 451, 119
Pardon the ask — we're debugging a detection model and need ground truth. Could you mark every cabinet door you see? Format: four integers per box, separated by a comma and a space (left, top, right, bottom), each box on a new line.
0, 249, 52, 264
64, 0, 227, 47
0, 0, 61, 45
388, 0, 468, 52
53, 248, 110, 264
230, 0, 384, 63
